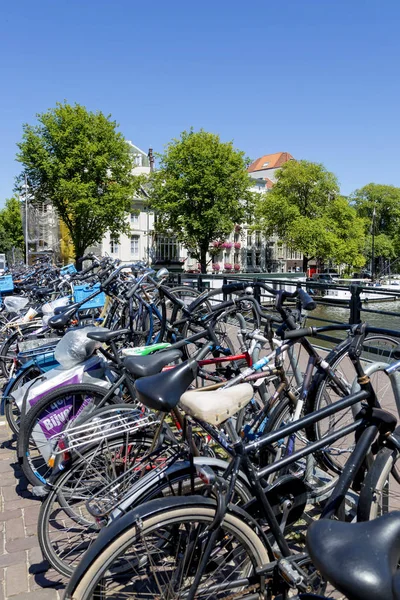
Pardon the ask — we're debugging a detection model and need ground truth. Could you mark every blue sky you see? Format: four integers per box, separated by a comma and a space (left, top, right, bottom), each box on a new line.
1, 0, 399, 203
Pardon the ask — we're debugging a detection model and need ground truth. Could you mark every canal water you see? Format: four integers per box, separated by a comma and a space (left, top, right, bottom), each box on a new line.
309, 300, 400, 331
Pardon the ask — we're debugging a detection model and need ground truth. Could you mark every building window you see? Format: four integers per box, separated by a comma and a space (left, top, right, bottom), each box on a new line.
110, 238, 119, 255
247, 233, 252, 247
130, 235, 140, 257
255, 231, 262, 248
155, 235, 180, 261
246, 250, 253, 267
130, 213, 139, 227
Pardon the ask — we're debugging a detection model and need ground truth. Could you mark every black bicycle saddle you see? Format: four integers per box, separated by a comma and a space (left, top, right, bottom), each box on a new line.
124, 349, 182, 379
47, 303, 80, 329
87, 328, 130, 343
134, 359, 196, 412
307, 512, 400, 600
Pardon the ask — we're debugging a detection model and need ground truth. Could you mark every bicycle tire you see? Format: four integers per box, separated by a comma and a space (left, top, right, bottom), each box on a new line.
18, 383, 120, 486
4, 364, 43, 434
181, 304, 259, 363
166, 286, 211, 339
0, 323, 40, 377
64, 497, 269, 600
39, 454, 252, 577
357, 445, 400, 521
305, 334, 400, 474
38, 429, 174, 576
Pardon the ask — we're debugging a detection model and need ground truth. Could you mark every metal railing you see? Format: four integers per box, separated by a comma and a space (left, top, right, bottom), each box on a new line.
167, 272, 400, 346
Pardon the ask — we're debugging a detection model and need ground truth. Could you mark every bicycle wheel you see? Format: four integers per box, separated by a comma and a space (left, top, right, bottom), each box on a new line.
164, 285, 207, 329
64, 497, 269, 600
306, 334, 400, 474
3, 363, 42, 434
181, 304, 259, 363
261, 396, 338, 503
18, 383, 120, 486
39, 428, 176, 576
357, 445, 400, 520
39, 455, 252, 577
0, 323, 39, 377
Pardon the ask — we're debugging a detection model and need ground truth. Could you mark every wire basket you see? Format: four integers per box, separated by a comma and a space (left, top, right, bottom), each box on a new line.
18, 338, 59, 355
50, 410, 159, 454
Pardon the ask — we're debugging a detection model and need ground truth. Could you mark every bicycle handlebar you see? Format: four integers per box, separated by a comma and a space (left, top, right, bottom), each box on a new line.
297, 287, 316, 311
222, 280, 315, 313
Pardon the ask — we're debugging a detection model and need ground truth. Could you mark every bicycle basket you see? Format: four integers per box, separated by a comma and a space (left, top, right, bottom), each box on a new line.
60, 263, 77, 276
0, 275, 14, 293
73, 283, 105, 310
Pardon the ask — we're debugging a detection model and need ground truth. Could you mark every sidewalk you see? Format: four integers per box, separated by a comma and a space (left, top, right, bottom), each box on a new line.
0, 418, 66, 599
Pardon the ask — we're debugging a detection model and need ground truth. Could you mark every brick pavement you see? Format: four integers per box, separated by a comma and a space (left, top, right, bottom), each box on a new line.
0, 417, 66, 599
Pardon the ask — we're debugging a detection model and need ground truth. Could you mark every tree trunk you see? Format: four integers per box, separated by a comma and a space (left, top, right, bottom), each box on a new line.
302, 255, 309, 274
199, 242, 208, 274
73, 239, 87, 272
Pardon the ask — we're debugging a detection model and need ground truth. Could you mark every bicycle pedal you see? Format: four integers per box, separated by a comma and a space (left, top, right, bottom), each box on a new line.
278, 558, 304, 588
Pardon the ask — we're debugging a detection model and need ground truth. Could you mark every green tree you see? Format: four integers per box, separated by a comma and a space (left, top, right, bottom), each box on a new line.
352, 183, 400, 271
16, 102, 140, 264
148, 129, 253, 273
256, 160, 365, 272
0, 197, 24, 254
352, 183, 400, 239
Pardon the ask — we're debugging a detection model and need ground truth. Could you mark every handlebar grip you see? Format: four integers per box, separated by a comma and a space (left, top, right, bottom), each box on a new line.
211, 299, 235, 312
101, 267, 121, 289
297, 287, 316, 311
283, 327, 316, 340
77, 254, 93, 263
221, 282, 249, 294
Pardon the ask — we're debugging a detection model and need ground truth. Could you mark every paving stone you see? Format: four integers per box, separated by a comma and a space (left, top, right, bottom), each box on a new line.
0, 473, 20, 485
0, 462, 13, 474
0, 568, 5, 600
7, 591, 59, 600
1, 487, 20, 503
5, 563, 28, 597
0, 552, 26, 569
28, 546, 49, 574
6, 536, 39, 553
0, 425, 66, 598
4, 498, 37, 511
0, 511, 22, 523
22, 506, 41, 526
31, 569, 65, 590
23, 522, 36, 537
5, 518, 24, 542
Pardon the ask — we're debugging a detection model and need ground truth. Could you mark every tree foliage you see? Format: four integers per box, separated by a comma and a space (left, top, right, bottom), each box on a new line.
148, 129, 254, 272
0, 197, 24, 254
352, 183, 400, 261
256, 160, 365, 270
16, 102, 141, 262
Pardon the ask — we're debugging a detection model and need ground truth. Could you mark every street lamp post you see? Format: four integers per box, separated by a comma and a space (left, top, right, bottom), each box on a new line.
24, 174, 29, 266
371, 204, 376, 282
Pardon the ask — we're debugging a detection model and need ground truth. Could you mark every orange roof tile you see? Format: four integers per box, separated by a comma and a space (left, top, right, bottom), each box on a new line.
264, 177, 274, 189
248, 152, 294, 173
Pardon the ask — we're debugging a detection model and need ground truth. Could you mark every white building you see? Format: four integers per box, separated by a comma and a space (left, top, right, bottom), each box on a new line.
100, 142, 155, 264
210, 152, 303, 274
101, 147, 303, 274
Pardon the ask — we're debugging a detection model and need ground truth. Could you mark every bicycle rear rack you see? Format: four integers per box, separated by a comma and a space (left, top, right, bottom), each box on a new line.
50, 410, 160, 454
